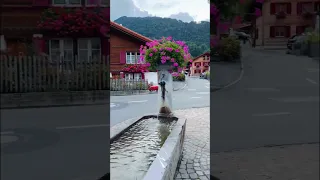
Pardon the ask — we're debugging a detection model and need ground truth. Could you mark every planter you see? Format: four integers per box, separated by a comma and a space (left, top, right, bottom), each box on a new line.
110, 115, 186, 180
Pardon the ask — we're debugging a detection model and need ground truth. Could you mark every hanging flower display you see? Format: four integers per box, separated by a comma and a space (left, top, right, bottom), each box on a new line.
37, 7, 110, 36
139, 37, 192, 74
121, 64, 149, 73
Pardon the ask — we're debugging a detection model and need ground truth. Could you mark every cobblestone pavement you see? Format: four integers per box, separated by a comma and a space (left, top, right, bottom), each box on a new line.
174, 107, 210, 180
212, 143, 319, 180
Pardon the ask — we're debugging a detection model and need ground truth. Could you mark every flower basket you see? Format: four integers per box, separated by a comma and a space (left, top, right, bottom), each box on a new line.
302, 11, 313, 19
121, 64, 148, 73
139, 37, 192, 75
37, 7, 109, 36
275, 11, 286, 19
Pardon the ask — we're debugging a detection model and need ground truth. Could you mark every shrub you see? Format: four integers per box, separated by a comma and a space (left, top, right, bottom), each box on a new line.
219, 37, 241, 61
307, 32, 320, 43
173, 73, 185, 81
204, 71, 210, 79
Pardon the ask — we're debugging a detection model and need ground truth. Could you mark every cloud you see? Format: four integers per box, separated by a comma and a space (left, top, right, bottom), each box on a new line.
110, 0, 150, 21
169, 12, 194, 22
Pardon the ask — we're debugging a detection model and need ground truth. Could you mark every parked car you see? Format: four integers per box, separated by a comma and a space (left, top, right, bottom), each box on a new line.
287, 35, 297, 50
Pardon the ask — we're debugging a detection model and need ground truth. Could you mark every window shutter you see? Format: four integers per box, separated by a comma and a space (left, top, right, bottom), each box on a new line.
286, 26, 291, 38
287, 3, 291, 14
270, 26, 275, 37
120, 51, 126, 64
270, 3, 276, 14
33, 0, 49, 6
297, 3, 302, 15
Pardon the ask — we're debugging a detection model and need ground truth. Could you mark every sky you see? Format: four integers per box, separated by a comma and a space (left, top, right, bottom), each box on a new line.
111, 0, 209, 22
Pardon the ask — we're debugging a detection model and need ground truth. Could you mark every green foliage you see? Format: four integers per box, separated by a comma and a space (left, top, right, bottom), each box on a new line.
115, 16, 209, 57
173, 73, 186, 81
307, 32, 320, 43
204, 71, 210, 79
219, 37, 241, 61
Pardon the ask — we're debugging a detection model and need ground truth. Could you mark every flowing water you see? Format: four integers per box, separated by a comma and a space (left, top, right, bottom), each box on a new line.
110, 117, 177, 180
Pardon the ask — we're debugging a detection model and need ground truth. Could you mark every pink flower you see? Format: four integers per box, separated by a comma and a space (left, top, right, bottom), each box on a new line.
189, 59, 193, 63
173, 62, 178, 67
166, 36, 172, 41
255, 8, 262, 16
149, 53, 153, 57
171, 58, 175, 62
166, 56, 170, 60
153, 48, 157, 52
172, 72, 179, 77
175, 49, 180, 52
145, 62, 151, 67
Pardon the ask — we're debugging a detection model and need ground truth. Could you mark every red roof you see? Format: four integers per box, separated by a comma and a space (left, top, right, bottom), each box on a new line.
193, 52, 210, 61
110, 21, 152, 42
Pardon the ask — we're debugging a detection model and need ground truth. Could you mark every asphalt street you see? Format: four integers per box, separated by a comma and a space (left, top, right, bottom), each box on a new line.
0, 76, 209, 180
211, 50, 319, 153
110, 77, 210, 126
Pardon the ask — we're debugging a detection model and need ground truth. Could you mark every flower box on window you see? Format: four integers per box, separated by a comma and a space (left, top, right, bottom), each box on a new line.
275, 11, 286, 19
302, 11, 313, 19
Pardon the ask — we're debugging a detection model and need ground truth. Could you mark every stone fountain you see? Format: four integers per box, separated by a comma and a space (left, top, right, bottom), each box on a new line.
110, 64, 186, 180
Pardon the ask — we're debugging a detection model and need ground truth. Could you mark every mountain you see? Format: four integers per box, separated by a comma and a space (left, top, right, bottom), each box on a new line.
169, 12, 194, 22
114, 16, 210, 57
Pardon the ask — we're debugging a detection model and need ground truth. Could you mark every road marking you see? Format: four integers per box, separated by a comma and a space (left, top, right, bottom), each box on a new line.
0, 131, 14, 135
269, 96, 319, 103
190, 97, 202, 99
252, 112, 292, 117
56, 124, 109, 130
306, 78, 318, 85
247, 88, 280, 92
205, 86, 210, 88
128, 100, 148, 103
307, 68, 319, 73
196, 92, 209, 95
188, 89, 196, 91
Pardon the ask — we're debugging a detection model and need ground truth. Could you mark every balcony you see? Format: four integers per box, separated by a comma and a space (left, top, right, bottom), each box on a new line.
275, 11, 286, 19
301, 11, 314, 19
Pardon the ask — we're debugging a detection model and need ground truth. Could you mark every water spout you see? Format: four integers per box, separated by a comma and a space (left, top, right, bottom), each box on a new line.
158, 69, 173, 116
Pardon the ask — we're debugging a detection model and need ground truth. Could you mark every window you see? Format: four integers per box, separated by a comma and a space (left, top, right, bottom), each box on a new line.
301, 2, 313, 13
134, 73, 142, 80
126, 52, 140, 64
52, 0, 81, 6
49, 39, 73, 62
78, 38, 101, 62
125, 73, 133, 80
275, 4, 287, 13
274, 27, 286, 37
271, 3, 291, 14
85, 0, 108, 6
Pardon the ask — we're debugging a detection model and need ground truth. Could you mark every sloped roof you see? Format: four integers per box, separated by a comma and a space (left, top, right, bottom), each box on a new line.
110, 21, 152, 42
193, 52, 210, 61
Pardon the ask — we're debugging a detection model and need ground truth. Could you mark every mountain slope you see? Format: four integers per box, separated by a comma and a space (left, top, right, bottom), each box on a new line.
114, 16, 210, 57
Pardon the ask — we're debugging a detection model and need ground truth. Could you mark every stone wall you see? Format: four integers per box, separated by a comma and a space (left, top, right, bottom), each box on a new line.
144, 118, 186, 180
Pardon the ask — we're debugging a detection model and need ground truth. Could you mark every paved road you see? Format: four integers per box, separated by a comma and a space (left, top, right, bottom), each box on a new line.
211, 50, 319, 153
0, 76, 209, 180
110, 77, 210, 126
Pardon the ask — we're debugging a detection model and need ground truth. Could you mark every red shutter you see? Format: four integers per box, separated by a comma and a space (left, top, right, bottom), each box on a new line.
120, 51, 126, 64
287, 3, 291, 14
270, 26, 275, 37
297, 3, 302, 15
270, 3, 276, 14
286, 26, 291, 37
33, 0, 49, 6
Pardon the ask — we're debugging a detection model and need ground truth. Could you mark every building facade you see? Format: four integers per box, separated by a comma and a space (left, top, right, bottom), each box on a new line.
190, 52, 210, 76
109, 22, 152, 80
1, 0, 110, 59
256, 0, 320, 47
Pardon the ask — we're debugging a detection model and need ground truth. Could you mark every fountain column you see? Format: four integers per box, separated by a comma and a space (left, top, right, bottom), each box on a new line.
157, 64, 173, 116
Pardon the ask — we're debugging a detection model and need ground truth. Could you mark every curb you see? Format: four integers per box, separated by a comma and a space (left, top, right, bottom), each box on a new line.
211, 57, 245, 92
173, 82, 187, 91
110, 90, 150, 96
